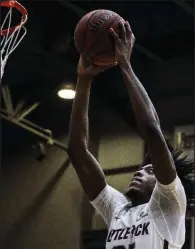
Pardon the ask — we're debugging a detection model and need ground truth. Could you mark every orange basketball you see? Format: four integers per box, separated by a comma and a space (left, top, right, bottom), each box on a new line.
74, 9, 125, 66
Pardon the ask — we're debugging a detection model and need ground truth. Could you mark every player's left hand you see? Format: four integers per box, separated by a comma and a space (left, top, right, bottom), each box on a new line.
110, 21, 135, 65
77, 55, 117, 78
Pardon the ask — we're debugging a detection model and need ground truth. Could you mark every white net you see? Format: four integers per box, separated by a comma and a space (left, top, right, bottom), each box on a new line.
1, 6, 27, 80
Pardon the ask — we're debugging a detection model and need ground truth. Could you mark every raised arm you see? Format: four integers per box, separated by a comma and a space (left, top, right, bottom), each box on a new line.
110, 22, 176, 185
67, 56, 114, 200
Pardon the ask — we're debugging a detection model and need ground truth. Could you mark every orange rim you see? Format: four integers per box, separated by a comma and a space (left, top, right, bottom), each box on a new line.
0, 0, 28, 36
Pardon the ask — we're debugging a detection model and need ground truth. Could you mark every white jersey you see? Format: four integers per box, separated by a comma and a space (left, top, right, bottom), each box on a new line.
91, 175, 186, 249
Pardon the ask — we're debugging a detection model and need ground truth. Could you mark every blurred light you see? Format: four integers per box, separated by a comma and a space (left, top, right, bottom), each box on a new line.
57, 84, 75, 99
58, 89, 75, 99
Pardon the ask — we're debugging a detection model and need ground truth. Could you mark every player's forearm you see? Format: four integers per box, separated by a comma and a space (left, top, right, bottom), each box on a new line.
68, 75, 92, 149
120, 61, 177, 184
120, 60, 160, 129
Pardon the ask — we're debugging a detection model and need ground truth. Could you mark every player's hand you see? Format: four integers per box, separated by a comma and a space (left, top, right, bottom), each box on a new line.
110, 21, 135, 65
77, 55, 117, 78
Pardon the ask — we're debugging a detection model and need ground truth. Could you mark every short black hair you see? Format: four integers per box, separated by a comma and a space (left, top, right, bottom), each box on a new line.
142, 141, 195, 216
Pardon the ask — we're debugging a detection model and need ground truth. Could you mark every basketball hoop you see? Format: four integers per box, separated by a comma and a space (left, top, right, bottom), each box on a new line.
0, 0, 28, 80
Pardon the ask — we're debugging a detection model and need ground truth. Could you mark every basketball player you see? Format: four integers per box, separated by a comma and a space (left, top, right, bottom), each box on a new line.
67, 21, 194, 249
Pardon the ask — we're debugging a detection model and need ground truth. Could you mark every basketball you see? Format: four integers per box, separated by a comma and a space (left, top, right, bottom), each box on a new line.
74, 9, 125, 66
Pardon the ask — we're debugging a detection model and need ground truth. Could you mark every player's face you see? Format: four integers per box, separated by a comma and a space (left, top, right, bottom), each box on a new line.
127, 164, 156, 201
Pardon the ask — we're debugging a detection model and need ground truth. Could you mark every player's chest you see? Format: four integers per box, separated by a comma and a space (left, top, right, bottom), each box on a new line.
106, 208, 153, 249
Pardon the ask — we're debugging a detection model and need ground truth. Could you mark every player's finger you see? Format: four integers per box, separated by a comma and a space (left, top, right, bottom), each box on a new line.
84, 65, 95, 74
131, 33, 136, 47
118, 21, 126, 41
125, 21, 132, 41
84, 65, 104, 75
109, 28, 120, 43
80, 54, 90, 68
85, 62, 117, 74
100, 62, 117, 71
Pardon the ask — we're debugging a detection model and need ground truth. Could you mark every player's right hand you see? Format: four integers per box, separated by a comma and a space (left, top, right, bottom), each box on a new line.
77, 55, 117, 78
110, 21, 135, 65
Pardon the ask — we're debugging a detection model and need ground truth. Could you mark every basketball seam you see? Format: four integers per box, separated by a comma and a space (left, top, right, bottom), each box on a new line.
93, 17, 121, 58
81, 10, 99, 53
85, 15, 121, 59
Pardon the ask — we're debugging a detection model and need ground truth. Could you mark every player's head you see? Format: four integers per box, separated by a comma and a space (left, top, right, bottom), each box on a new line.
125, 162, 156, 206
125, 141, 195, 211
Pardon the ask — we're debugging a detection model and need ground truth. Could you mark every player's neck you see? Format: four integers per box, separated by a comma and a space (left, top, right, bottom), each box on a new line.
131, 197, 147, 207
128, 193, 150, 207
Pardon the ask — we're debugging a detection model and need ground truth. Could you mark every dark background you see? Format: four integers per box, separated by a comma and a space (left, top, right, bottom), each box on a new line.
1, 0, 194, 159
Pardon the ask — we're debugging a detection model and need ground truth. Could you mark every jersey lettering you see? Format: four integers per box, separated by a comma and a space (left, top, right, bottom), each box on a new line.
107, 222, 150, 242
